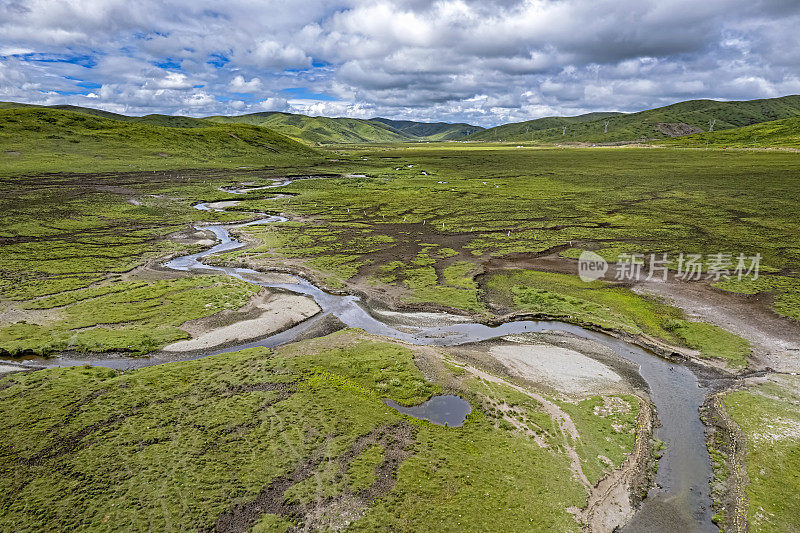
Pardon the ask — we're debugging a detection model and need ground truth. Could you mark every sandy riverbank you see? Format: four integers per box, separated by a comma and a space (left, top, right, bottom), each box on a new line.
163, 290, 320, 353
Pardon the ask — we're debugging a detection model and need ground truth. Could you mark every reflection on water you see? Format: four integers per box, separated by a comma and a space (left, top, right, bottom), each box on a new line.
384, 395, 472, 427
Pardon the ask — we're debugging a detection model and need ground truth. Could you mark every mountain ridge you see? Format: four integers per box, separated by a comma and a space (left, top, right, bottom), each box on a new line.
3, 94, 800, 145
466, 95, 800, 143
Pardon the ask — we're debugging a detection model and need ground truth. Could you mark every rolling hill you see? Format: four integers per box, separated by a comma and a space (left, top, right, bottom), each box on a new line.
0, 101, 213, 128
467, 95, 800, 143
662, 115, 800, 148
206, 112, 484, 143
205, 112, 411, 143
370, 117, 484, 140
4, 95, 800, 147
0, 107, 319, 174
1, 102, 484, 144
465, 111, 622, 142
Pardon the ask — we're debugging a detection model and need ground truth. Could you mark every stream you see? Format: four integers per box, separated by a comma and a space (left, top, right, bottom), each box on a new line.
4, 178, 719, 532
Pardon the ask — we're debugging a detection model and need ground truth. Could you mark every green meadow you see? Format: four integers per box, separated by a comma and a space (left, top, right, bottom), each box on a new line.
1, 105, 799, 532
0, 330, 643, 531
6, 125, 799, 366
723, 376, 800, 532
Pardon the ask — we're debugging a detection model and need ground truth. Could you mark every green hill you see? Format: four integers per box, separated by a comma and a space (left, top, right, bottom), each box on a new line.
662, 115, 800, 148
0, 102, 484, 145
0, 107, 319, 174
0, 102, 213, 128
205, 112, 412, 143
465, 112, 622, 142
207, 112, 484, 144
370, 117, 484, 140
467, 95, 800, 143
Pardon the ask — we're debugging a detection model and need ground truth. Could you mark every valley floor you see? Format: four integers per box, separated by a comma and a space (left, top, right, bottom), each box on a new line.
1, 144, 799, 532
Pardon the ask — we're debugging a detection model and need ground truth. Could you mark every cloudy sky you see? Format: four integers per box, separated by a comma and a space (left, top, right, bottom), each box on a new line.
2, 0, 799, 126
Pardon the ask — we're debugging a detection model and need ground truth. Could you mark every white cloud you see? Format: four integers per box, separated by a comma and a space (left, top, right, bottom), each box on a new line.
240, 40, 311, 69
256, 97, 291, 112
228, 75, 262, 93
0, 0, 799, 125
147, 72, 193, 89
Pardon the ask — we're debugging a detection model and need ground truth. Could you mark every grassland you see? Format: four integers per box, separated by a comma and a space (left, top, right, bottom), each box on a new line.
0, 107, 320, 175
0, 164, 326, 356
722, 376, 800, 532
0, 330, 644, 531
0, 276, 259, 355
3, 121, 795, 363
1, 104, 798, 532
201, 144, 796, 366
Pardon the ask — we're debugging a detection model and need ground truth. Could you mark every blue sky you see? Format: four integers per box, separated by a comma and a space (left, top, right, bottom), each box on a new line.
1, 0, 799, 126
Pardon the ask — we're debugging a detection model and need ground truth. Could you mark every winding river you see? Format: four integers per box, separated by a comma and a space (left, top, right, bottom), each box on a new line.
5, 177, 720, 532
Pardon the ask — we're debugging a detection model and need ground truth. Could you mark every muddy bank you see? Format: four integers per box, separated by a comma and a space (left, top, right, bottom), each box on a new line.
0, 362, 30, 376
481, 250, 800, 373
2, 176, 729, 533
162, 290, 321, 354
701, 391, 750, 533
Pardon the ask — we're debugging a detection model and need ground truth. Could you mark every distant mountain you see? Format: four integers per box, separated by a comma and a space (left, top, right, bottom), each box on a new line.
206, 112, 483, 144
662, 115, 800, 148
369, 117, 484, 141
5, 95, 800, 146
205, 112, 411, 143
465, 112, 622, 142
466, 95, 800, 143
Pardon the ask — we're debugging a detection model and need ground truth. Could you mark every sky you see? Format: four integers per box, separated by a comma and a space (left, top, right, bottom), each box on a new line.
1, 0, 800, 127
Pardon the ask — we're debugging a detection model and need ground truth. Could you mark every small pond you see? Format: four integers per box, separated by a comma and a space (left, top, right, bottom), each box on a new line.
384, 395, 472, 427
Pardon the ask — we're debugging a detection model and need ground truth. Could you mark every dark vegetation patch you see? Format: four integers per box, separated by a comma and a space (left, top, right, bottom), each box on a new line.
213, 421, 414, 532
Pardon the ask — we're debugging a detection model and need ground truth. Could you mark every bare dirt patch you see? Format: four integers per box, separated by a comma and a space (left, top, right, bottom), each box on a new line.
163, 290, 320, 353
482, 251, 800, 372
204, 200, 242, 210
654, 123, 704, 137
0, 363, 27, 376
633, 278, 800, 372
488, 342, 625, 395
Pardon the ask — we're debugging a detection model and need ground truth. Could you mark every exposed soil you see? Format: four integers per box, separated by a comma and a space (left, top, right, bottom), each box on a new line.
582, 397, 653, 533
633, 278, 800, 372
204, 200, 242, 210
444, 331, 648, 397
481, 251, 800, 373
654, 123, 705, 137
702, 391, 750, 533
0, 363, 29, 377
487, 342, 626, 395
162, 290, 320, 353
